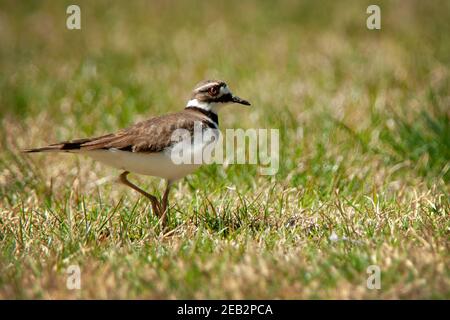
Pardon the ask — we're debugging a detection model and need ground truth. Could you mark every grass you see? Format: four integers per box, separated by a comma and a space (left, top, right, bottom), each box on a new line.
0, 0, 449, 299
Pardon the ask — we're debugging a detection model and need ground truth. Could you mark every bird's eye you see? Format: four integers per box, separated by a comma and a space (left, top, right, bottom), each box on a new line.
208, 86, 220, 96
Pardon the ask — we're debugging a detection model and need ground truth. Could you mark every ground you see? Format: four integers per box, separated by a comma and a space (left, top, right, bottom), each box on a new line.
0, 0, 449, 299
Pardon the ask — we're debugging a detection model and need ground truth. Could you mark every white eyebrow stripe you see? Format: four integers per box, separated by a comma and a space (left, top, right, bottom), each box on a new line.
195, 82, 219, 92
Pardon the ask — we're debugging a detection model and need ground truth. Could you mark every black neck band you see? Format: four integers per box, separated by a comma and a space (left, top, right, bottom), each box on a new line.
186, 107, 219, 126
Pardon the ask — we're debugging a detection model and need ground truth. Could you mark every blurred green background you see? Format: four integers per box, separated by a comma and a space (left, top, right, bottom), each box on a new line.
1, 0, 449, 183
0, 0, 449, 299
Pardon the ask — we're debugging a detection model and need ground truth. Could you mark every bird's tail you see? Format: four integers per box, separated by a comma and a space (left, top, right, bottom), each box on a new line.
22, 139, 92, 153
22, 145, 65, 153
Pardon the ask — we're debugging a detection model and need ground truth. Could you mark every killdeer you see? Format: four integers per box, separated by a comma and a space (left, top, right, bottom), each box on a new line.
23, 80, 250, 227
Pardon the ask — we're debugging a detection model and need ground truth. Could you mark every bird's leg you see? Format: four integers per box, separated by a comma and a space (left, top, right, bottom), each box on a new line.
159, 180, 172, 227
118, 171, 161, 218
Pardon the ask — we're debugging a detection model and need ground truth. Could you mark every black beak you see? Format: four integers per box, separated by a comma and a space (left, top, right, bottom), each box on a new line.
231, 95, 251, 106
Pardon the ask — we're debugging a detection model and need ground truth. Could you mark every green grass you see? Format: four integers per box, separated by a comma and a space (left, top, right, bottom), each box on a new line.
0, 0, 449, 299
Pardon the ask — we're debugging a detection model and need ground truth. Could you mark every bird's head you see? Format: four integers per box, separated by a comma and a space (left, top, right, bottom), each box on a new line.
186, 80, 250, 113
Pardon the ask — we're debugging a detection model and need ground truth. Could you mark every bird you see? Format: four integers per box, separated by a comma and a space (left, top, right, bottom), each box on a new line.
23, 80, 251, 227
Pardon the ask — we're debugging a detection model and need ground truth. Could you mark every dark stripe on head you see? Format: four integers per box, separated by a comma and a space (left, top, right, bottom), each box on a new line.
211, 93, 233, 103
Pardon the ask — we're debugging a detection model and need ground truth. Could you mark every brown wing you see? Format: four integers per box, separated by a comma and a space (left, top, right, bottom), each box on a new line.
79, 113, 199, 152
23, 109, 214, 154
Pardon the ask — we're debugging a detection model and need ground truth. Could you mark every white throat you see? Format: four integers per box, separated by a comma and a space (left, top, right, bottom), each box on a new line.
186, 99, 219, 114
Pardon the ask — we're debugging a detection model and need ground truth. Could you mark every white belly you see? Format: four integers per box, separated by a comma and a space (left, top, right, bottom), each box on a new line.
84, 149, 201, 181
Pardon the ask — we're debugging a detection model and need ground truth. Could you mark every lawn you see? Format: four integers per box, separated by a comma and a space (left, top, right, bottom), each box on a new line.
0, 0, 449, 299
